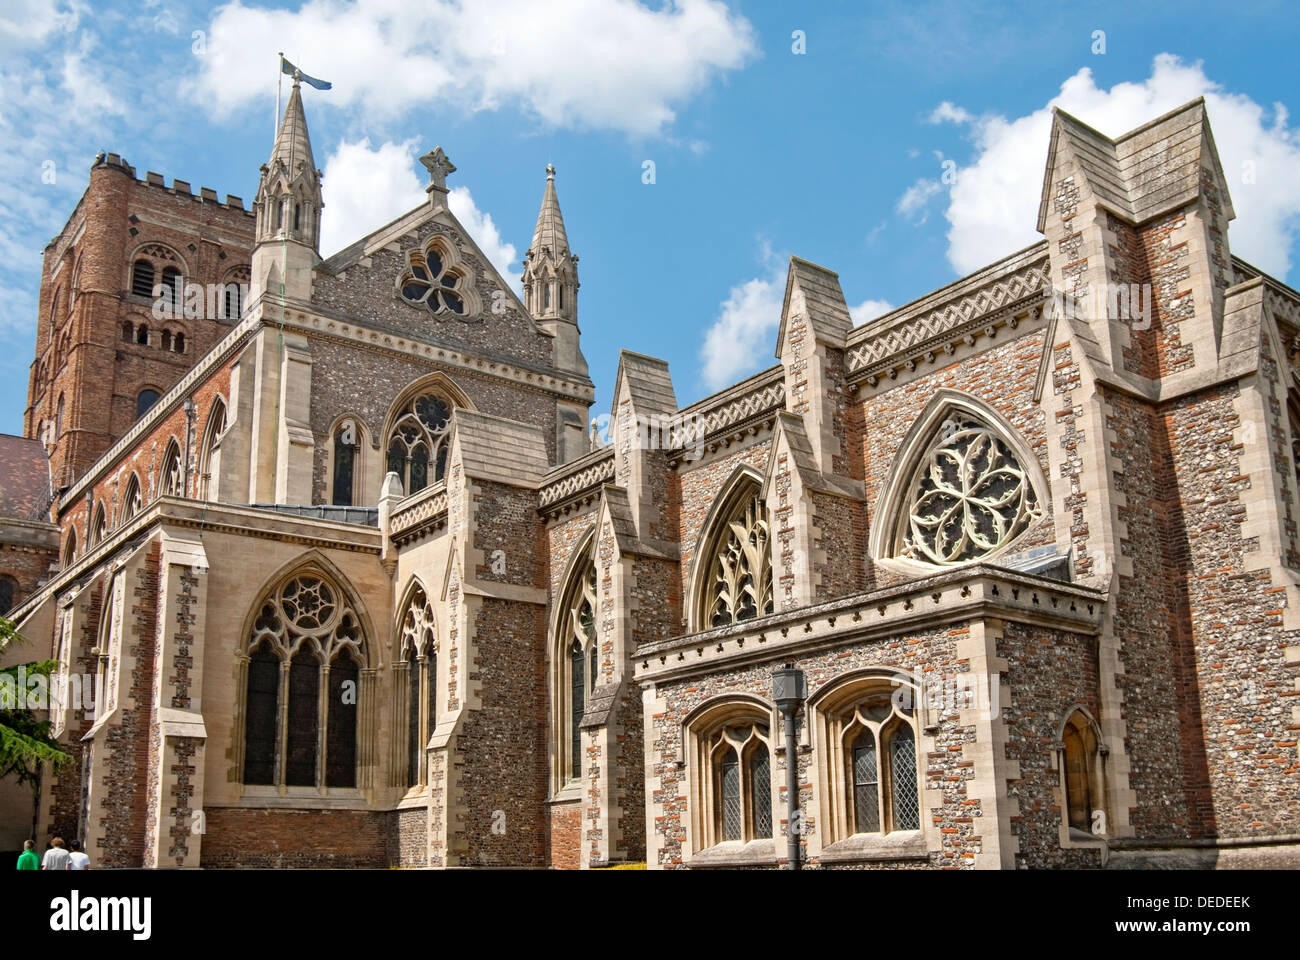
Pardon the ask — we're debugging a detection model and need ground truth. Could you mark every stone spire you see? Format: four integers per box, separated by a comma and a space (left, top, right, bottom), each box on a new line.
530, 163, 570, 259
254, 76, 323, 251
523, 164, 585, 378
523, 163, 578, 324
250, 76, 323, 302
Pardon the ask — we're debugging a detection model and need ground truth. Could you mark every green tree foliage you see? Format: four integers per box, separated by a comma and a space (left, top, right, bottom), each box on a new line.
0, 617, 73, 786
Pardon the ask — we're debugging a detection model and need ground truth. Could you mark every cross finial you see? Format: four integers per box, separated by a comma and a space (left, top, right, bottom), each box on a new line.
546, 162, 556, 180
419, 146, 457, 193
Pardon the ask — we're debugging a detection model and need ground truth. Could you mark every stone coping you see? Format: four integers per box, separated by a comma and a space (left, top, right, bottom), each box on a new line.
10, 497, 381, 625
635, 562, 1105, 683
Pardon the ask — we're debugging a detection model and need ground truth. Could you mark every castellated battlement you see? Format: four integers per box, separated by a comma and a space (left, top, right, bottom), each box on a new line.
92, 151, 253, 214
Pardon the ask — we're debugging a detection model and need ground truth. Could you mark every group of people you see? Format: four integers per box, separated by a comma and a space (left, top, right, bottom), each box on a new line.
15, 837, 90, 870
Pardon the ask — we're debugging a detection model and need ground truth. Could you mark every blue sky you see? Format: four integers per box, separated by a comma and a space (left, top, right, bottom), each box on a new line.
2, 0, 1299, 438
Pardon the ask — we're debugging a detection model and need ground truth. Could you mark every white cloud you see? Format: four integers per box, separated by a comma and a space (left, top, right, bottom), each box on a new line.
938, 54, 1300, 279
0, 0, 82, 53
320, 138, 426, 258
700, 242, 784, 390
447, 185, 522, 294
320, 138, 521, 291
191, 0, 758, 138
896, 177, 941, 222
928, 101, 971, 125
850, 298, 893, 325
700, 270, 782, 391
700, 251, 895, 391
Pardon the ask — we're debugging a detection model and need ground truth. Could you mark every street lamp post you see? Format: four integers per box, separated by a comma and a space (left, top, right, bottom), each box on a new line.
772, 664, 806, 871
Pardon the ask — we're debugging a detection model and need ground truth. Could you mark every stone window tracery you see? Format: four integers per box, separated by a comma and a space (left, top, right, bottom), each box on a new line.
686, 700, 775, 850
697, 484, 773, 631
241, 572, 366, 789
398, 584, 437, 788
895, 412, 1041, 565
119, 474, 142, 523
160, 440, 182, 497
813, 675, 924, 843
386, 391, 453, 495
551, 539, 599, 789
397, 239, 468, 316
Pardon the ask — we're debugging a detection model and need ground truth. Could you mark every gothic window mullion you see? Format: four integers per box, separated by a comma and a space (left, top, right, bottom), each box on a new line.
276, 659, 290, 790
317, 660, 331, 792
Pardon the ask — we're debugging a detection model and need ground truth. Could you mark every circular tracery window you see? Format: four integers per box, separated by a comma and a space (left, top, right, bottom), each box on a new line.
398, 243, 466, 315
898, 414, 1041, 565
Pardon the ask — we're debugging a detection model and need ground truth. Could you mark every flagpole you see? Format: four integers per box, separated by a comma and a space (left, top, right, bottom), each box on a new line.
275, 50, 284, 137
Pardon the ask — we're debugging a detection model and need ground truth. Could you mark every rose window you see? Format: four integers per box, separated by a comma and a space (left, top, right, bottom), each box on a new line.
899, 414, 1041, 565
398, 243, 466, 315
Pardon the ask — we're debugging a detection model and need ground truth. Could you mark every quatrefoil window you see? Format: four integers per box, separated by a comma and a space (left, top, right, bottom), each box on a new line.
898, 413, 1041, 565
398, 242, 467, 316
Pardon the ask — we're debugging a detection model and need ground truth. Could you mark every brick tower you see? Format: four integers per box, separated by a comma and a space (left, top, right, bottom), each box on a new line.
23, 153, 256, 493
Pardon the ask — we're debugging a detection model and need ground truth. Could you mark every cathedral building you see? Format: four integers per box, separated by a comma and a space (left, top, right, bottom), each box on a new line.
2, 83, 1297, 869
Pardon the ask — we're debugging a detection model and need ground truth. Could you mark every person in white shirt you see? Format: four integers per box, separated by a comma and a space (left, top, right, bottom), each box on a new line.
67, 840, 90, 870
41, 837, 70, 871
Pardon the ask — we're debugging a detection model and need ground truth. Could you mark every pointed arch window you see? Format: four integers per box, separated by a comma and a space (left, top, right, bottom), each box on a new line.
812, 674, 923, 843
159, 440, 183, 497
397, 239, 468, 316
386, 390, 453, 495
332, 420, 358, 506
240, 571, 368, 790
119, 474, 142, 524
877, 398, 1045, 567
198, 398, 227, 501
694, 479, 773, 631
62, 528, 77, 567
1059, 710, 1104, 835
398, 584, 437, 788
686, 700, 775, 849
555, 540, 598, 786
88, 504, 106, 546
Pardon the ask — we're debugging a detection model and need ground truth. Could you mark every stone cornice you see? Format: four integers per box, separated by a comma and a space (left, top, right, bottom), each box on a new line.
634, 564, 1105, 684
12, 497, 380, 623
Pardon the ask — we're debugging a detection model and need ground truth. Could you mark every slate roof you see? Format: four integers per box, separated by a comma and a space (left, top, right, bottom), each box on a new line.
0, 433, 51, 520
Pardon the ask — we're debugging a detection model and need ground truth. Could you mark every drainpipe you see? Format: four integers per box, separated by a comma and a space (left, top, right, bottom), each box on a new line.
772, 664, 806, 871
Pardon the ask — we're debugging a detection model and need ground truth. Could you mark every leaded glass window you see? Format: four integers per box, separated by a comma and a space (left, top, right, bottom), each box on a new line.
243, 641, 279, 785
897, 413, 1041, 565
853, 733, 880, 833
327, 648, 358, 788
841, 694, 920, 836
707, 721, 771, 846
397, 240, 468, 316
558, 543, 599, 786
398, 585, 437, 788
721, 756, 741, 841
333, 424, 356, 506
286, 648, 319, 786
890, 725, 920, 830
751, 747, 772, 839
386, 391, 453, 494
570, 639, 585, 780
242, 572, 368, 790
